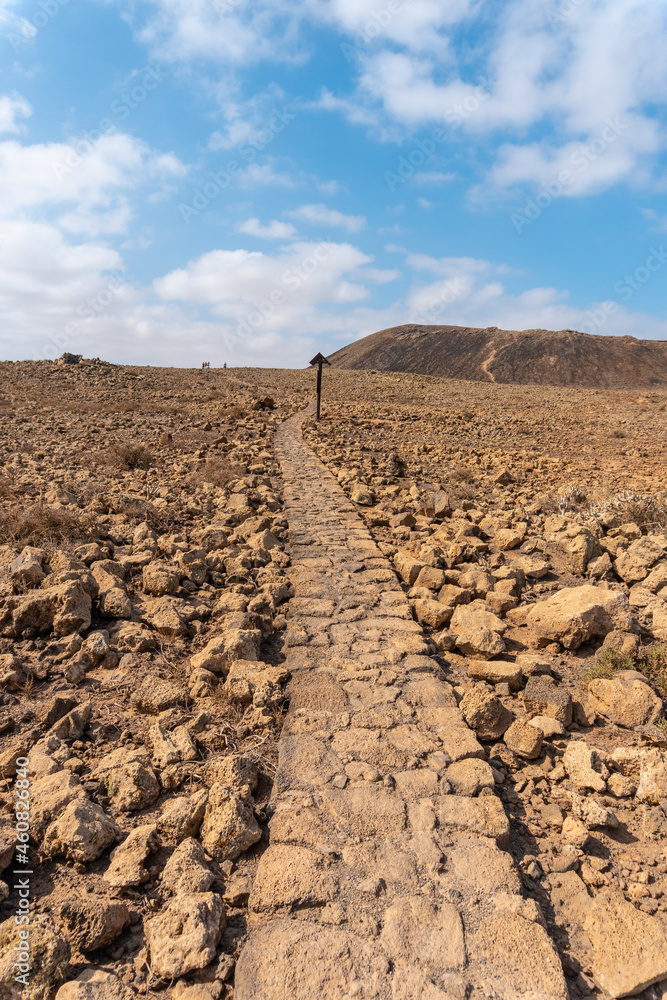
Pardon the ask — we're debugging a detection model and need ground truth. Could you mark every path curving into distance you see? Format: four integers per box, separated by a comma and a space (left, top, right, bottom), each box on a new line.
235, 404, 568, 1000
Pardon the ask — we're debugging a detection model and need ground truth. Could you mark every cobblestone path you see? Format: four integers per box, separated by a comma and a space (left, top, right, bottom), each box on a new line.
236, 407, 569, 1000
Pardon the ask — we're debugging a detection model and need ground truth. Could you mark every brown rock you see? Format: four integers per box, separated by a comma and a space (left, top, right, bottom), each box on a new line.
161, 838, 214, 895
103, 824, 158, 890
467, 659, 522, 689
54, 969, 135, 1000
56, 895, 130, 953
145, 893, 226, 978
394, 550, 424, 586
587, 671, 663, 728
635, 749, 667, 804
190, 629, 262, 674
0, 912, 70, 1000
526, 585, 634, 649
504, 719, 543, 759
199, 782, 261, 861
585, 891, 667, 998
42, 797, 119, 862
615, 536, 666, 585
249, 844, 338, 913
562, 740, 608, 792
10, 546, 46, 589
523, 675, 572, 725
412, 598, 452, 628
460, 684, 514, 741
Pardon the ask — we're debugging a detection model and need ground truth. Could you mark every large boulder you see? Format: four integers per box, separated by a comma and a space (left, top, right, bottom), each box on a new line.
522, 675, 572, 725
394, 551, 424, 586
199, 782, 261, 861
144, 893, 226, 978
544, 515, 601, 573
190, 629, 262, 675
614, 535, 666, 585
460, 684, 514, 741
0, 912, 70, 1000
42, 798, 119, 862
587, 670, 663, 728
526, 585, 634, 649
585, 891, 667, 998
10, 546, 46, 589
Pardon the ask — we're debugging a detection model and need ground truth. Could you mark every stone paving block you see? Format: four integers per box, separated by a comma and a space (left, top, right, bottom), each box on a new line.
237, 404, 568, 1000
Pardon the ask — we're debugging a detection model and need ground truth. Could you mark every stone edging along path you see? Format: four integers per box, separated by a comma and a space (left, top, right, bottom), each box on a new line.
235, 405, 569, 1000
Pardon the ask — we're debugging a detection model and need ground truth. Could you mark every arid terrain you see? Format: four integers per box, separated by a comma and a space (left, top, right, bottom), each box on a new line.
328, 324, 667, 389
1, 355, 667, 1000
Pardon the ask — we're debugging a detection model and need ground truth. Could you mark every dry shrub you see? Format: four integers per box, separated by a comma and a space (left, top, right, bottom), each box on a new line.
0, 474, 15, 498
447, 463, 476, 484
0, 503, 94, 547
557, 484, 587, 513
189, 456, 243, 488
106, 442, 155, 470
589, 490, 667, 532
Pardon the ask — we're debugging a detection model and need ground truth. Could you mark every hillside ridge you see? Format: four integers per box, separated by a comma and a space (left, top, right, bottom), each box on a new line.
327, 323, 667, 388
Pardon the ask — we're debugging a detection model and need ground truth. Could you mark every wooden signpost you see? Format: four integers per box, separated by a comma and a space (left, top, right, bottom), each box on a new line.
310, 352, 331, 421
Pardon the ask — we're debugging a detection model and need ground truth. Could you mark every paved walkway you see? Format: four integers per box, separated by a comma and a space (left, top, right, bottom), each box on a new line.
236, 407, 568, 1000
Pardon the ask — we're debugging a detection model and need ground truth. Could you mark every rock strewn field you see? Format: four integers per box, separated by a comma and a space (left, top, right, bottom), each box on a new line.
0, 359, 666, 1000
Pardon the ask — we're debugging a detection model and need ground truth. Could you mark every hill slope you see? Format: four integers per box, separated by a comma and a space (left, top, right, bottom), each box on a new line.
327, 324, 667, 388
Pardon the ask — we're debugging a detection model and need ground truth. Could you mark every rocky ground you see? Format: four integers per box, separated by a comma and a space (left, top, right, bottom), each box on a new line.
0, 357, 666, 999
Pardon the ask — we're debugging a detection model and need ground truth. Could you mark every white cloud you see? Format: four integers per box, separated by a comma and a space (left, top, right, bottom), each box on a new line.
237, 160, 298, 188
0, 1, 36, 44
642, 208, 667, 232
287, 202, 366, 232
321, 0, 475, 43
403, 252, 667, 341
0, 116, 191, 362
315, 0, 667, 197
0, 131, 186, 236
0, 94, 31, 135
126, 0, 306, 66
239, 217, 298, 239
154, 241, 386, 313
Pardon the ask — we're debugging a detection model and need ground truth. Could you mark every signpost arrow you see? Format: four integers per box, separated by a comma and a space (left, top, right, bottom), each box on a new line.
309, 352, 331, 421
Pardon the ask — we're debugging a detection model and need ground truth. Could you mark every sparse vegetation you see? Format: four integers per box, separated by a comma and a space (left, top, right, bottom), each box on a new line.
582, 645, 667, 699
0, 502, 94, 547
589, 490, 667, 532
188, 456, 243, 488
106, 442, 155, 470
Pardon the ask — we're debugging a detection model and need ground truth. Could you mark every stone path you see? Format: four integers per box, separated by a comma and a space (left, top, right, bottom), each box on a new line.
236, 407, 569, 1000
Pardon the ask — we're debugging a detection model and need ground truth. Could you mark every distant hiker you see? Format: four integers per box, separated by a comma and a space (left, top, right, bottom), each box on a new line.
223, 362, 227, 369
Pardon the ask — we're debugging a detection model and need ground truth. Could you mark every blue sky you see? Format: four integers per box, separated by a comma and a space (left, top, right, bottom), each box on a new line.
1, 0, 667, 367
